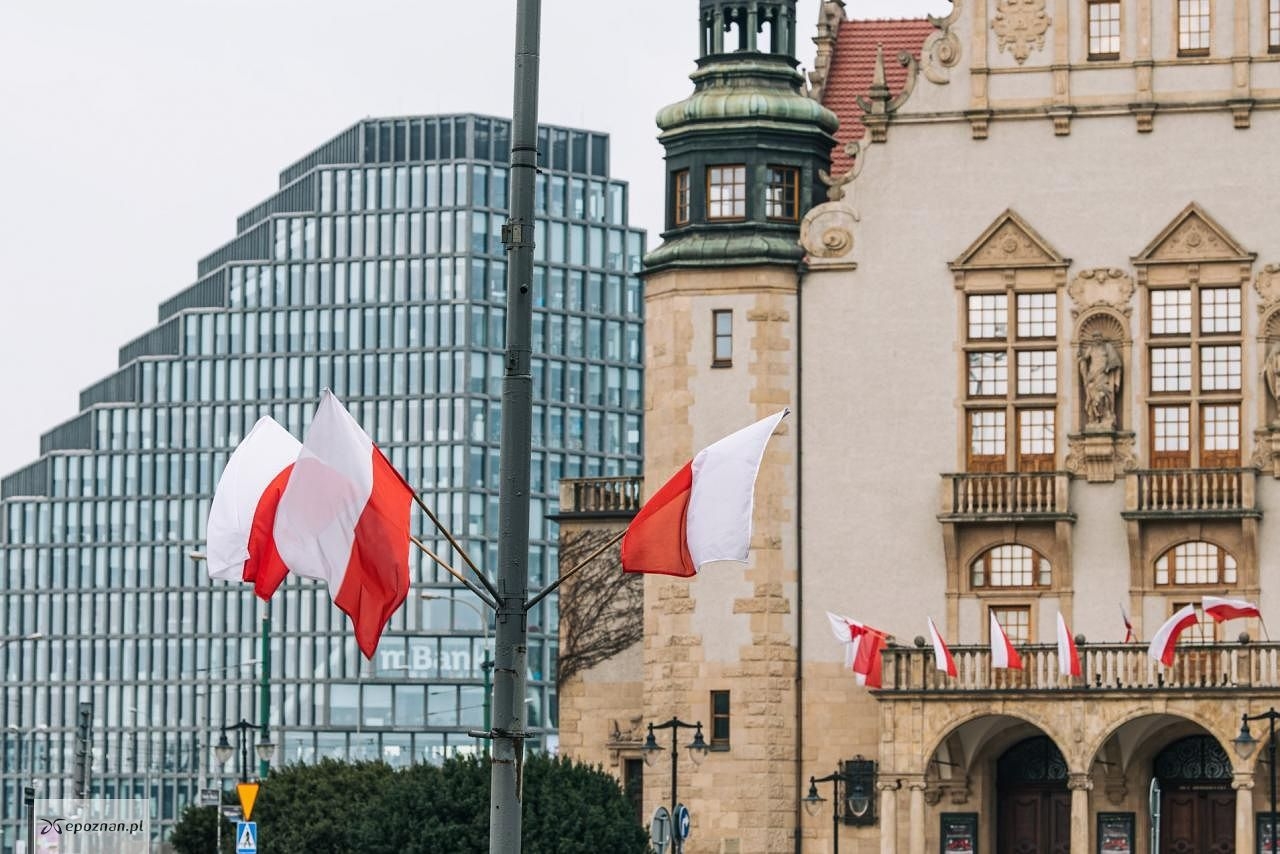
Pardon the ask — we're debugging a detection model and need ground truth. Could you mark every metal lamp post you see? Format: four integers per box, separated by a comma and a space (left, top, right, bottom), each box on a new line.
8, 724, 46, 854
422, 593, 493, 757
803, 767, 851, 854
643, 717, 708, 854
215, 719, 275, 784
1234, 707, 1280, 853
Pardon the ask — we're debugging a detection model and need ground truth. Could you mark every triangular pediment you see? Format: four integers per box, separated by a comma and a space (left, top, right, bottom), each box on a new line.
950, 210, 1068, 271
1133, 203, 1252, 264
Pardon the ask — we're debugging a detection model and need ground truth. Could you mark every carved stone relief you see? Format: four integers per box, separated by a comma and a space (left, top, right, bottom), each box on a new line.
800, 200, 860, 269
1255, 264, 1280, 313
991, 0, 1051, 65
1146, 216, 1232, 261
922, 1, 962, 85
968, 220, 1052, 267
1068, 268, 1134, 319
1065, 433, 1137, 483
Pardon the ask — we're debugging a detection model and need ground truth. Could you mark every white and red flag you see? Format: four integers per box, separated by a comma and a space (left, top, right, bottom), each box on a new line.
274, 392, 415, 658
1120, 604, 1135, 643
205, 417, 301, 600
989, 612, 1023, 670
621, 410, 788, 577
927, 617, 957, 678
1056, 612, 1081, 677
1148, 603, 1199, 666
825, 612, 886, 688
1202, 596, 1261, 622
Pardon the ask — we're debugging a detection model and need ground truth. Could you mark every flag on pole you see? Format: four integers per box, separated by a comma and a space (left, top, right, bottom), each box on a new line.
205, 417, 301, 600
1120, 604, 1135, 643
927, 617, 957, 678
1148, 604, 1199, 666
273, 392, 415, 658
621, 410, 788, 577
989, 612, 1023, 670
825, 612, 886, 688
1056, 612, 1081, 677
1202, 596, 1261, 622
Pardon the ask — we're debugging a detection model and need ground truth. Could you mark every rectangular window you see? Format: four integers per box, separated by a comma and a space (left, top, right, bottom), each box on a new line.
707, 165, 746, 220
1017, 408, 1055, 471
1152, 406, 1191, 467
1173, 602, 1216, 644
673, 170, 690, 226
1200, 288, 1241, 333
991, 606, 1030, 645
765, 166, 799, 221
1201, 404, 1240, 466
710, 690, 730, 749
1015, 293, 1056, 339
1200, 345, 1241, 391
1151, 289, 1192, 335
1015, 350, 1056, 396
712, 310, 733, 367
968, 410, 1006, 471
1178, 0, 1211, 55
1271, 0, 1280, 51
967, 294, 1008, 340
1088, 0, 1121, 59
1150, 347, 1192, 392
968, 351, 1008, 396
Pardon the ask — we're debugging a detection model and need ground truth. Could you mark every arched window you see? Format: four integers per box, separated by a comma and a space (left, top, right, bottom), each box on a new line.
970, 544, 1051, 588
1154, 541, 1236, 585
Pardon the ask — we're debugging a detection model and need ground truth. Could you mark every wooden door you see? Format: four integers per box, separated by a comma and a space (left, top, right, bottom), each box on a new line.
1160, 789, 1234, 854
998, 789, 1069, 854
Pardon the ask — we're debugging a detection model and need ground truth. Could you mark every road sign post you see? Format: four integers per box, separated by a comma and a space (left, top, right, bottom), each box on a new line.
675, 803, 691, 843
235, 820, 257, 854
650, 806, 672, 854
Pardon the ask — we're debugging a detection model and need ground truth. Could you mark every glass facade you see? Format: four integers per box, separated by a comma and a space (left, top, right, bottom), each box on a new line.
0, 114, 644, 845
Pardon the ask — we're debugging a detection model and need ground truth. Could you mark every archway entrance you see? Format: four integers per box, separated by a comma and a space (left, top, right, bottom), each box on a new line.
996, 736, 1070, 854
1154, 735, 1234, 854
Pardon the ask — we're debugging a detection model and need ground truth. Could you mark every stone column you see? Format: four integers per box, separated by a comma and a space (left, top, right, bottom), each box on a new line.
1068, 773, 1093, 854
907, 780, 927, 854
878, 780, 900, 854
1235, 771, 1256, 854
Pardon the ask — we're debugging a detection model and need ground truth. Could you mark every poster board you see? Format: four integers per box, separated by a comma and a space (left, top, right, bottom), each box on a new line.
1097, 812, 1134, 853
940, 812, 977, 853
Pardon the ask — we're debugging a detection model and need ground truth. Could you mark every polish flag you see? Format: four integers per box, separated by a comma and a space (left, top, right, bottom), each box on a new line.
273, 392, 415, 658
1148, 604, 1199, 666
205, 417, 301, 600
989, 612, 1023, 670
1121, 604, 1135, 643
826, 612, 886, 688
621, 410, 788, 577
927, 618, 957, 678
1056, 612, 1081, 677
1202, 596, 1261, 622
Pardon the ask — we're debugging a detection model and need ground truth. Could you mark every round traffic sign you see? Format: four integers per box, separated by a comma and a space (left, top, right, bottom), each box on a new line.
649, 806, 672, 854
674, 803, 691, 840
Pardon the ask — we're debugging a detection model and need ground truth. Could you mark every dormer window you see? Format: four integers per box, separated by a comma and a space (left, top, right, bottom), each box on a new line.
707, 165, 746, 221
1178, 0, 1210, 56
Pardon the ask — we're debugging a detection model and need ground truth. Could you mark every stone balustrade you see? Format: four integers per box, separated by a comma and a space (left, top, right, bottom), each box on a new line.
877, 642, 1280, 692
558, 475, 643, 515
1126, 468, 1256, 515
940, 472, 1070, 518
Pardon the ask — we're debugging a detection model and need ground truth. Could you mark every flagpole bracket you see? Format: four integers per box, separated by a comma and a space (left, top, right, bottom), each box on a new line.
474, 728, 532, 741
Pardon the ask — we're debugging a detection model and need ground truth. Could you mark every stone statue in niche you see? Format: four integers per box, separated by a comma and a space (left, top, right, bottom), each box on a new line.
1078, 333, 1123, 431
1263, 339, 1280, 423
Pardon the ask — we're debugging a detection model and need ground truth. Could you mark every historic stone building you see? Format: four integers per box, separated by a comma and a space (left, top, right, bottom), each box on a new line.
557, 0, 1280, 852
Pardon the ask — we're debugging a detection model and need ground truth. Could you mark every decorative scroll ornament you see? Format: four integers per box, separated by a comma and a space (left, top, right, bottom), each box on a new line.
800, 200, 860, 263
1068, 268, 1135, 318
922, 0, 962, 84
1255, 263, 1280, 313
992, 0, 1051, 65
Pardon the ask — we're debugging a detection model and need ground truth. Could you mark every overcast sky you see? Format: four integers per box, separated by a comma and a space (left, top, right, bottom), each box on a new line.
0, 0, 950, 478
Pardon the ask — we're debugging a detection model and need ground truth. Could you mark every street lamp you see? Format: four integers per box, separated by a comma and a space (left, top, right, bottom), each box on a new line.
643, 717, 708, 854
8, 724, 47, 854
804, 766, 851, 854
1234, 707, 1280, 853
422, 593, 494, 757
215, 719, 275, 784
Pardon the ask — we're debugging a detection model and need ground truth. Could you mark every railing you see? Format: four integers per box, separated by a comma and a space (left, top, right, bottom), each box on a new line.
1127, 468, 1255, 514
878, 643, 1280, 692
940, 472, 1069, 517
558, 476, 643, 515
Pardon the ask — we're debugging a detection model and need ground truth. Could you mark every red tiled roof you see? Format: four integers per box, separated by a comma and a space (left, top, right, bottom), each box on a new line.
821, 17, 936, 177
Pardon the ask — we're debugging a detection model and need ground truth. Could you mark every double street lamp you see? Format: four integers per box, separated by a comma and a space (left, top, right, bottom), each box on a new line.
1234, 707, 1280, 853
804, 766, 852, 854
643, 717, 708, 854
215, 719, 275, 784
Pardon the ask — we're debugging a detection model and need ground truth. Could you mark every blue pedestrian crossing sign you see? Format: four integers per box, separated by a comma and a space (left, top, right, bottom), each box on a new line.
236, 821, 258, 854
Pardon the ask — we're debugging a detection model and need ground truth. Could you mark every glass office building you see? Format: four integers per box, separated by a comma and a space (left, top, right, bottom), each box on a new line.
0, 114, 645, 845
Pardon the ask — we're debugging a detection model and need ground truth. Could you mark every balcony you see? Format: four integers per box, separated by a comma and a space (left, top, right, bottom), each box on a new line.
939, 472, 1073, 522
556, 476, 643, 518
876, 642, 1280, 693
1123, 468, 1258, 520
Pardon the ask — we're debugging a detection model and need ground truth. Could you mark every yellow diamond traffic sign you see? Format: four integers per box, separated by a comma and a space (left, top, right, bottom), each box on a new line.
237, 782, 260, 821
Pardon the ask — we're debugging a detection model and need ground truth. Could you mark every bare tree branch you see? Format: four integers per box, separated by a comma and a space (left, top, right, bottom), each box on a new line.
557, 528, 643, 687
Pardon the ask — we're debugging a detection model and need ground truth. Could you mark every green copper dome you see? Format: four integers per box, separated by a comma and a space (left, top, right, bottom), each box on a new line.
656, 58, 838, 136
